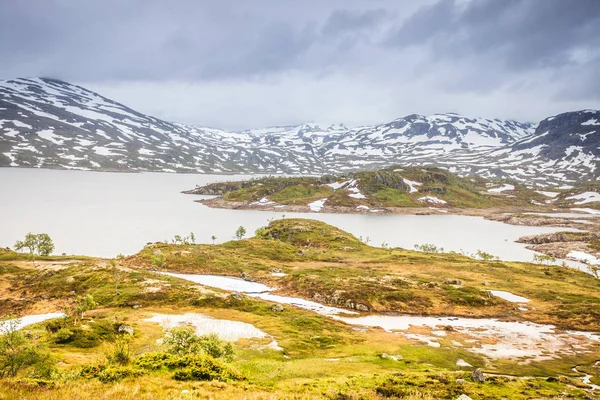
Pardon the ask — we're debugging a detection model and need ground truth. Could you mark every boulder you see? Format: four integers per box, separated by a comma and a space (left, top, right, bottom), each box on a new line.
270, 304, 284, 312
471, 368, 486, 383
230, 292, 244, 301
118, 325, 134, 335
456, 395, 473, 400
355, 303, 369, 312
444, 278, 462, 285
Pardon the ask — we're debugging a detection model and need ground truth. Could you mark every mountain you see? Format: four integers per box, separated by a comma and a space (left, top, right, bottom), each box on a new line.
0, 77, 598, 186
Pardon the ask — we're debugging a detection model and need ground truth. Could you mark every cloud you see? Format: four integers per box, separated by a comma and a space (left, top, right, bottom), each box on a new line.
0, 0, 598, 128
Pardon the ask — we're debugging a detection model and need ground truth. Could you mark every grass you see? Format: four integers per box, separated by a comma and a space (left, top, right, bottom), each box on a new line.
0, 218, 599, 398
192, 166, 551, 209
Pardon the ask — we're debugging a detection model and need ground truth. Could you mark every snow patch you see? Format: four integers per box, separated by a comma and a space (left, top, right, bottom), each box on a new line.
308, 198, 327, 212
566, 191, 600, 205
418, 196, 447, 205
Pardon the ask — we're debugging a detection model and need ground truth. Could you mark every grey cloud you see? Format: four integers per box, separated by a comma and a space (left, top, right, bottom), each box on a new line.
0, 0, 598, 127
387, 0, 600, 70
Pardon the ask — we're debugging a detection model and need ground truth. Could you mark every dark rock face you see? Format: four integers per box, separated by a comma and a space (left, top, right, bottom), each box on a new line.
1, 77, 598, 186
514, 110, 600, 160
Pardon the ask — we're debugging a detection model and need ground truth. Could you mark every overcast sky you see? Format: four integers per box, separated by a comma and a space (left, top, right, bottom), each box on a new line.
1, 0, 599, 129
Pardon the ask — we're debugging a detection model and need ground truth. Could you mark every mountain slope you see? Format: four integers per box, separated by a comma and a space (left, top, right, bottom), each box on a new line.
0, 77, 598, 186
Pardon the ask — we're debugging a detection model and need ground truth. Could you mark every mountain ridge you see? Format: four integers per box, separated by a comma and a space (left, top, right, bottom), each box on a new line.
1, 77, 598, 186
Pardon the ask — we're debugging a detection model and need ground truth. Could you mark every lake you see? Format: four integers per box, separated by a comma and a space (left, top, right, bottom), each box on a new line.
0, 168, 578, 264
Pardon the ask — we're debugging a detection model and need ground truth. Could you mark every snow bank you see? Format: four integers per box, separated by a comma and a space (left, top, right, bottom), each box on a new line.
308, 199, 327, 212
489, 290, 530, 303
145, 312, 269, 342
418, 196, 447, 205
0, 312, 66, 332
488, 184, 515, 193
566, 192, 600, 205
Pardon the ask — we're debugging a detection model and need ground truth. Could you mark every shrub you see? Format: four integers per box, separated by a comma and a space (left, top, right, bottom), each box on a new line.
163, 327, 234, 361
97, 365, 144, 383
0, 315, 54, 378
414, 243, 444, 253
132, 352, 245, 382
53, 328, 75, 344
106, 336, 131, 365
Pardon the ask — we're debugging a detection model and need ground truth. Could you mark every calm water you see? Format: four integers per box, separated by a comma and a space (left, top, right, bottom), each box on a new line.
0, 168, 575, 263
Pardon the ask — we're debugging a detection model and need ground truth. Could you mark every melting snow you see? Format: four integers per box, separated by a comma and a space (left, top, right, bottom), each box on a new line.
536, 191, 560, 198
333, 314, 600, 361
402, 177, 422, 193
308, 199, 327, 212
567, 251, 600, 265
418, 196, 447, 205
0, 312, 66, 332
145, 312, 270, 342
489, 290, 530, 303
566, 192, 600, 205
488, 184, 515, 193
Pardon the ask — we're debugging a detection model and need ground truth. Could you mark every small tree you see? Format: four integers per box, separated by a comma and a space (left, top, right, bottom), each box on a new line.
211, 235, 217, 245
14, 233, 55, 265
0, 315, 40, 377
112, 253, 125, 295
151, 252, 165, 268
235, 226, 246, 240
75, 294, 97, 323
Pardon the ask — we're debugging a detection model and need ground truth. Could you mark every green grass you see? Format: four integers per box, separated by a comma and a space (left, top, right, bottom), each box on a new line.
1, 218, 599, 399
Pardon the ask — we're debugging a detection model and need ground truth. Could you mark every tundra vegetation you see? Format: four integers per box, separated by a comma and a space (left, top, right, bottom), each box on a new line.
0, 219, 598, 399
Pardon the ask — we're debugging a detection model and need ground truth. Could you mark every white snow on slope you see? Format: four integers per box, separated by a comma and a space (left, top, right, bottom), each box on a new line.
488, 184, 515, 193
418, 196, 447, 204
145, 313, 271, 343
489, 290, 530, 303
308, 199, 327, 212
402, 177, 422, 193
566, 191, 600, 205
567, 251, 600, 265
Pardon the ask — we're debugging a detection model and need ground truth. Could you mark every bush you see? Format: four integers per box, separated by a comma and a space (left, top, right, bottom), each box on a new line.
97, 365, 144, 383
53, 328, 75, 344
106, 336, 131, 365
163, 327, 234, 360
132, 352, 245, 382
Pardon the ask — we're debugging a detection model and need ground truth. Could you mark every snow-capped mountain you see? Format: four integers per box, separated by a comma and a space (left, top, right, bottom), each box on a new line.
0, 77, 598, 186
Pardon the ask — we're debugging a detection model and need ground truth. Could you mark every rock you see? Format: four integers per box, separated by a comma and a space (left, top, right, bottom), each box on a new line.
230, 292, 244, 301
444, 278, 462, 285
455, 379, 466, 385
444, 325, 455, 331
68, 291, 76, 296
132, 304, 142, 309
482, 281, 490, 286
456, 395, 472, 400
270, 304, 284, 312
118, 325, 134, 335
41, 294, 50, 300
153, 249, 162, 255
471, 368, 486, 383
379, 353, 402, 361
313, 293, 327, 303
355, 303, 369, 312
241, 272, 253, 281
427, 282, 439, 288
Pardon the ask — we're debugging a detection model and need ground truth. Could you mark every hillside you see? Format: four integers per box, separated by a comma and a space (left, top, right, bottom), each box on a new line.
185, 166, 552, 211
0, 219, 599, 399
1, 78, 598, 186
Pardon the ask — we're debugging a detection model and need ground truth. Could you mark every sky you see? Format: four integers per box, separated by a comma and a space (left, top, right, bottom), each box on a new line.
1, 0, 599, 130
